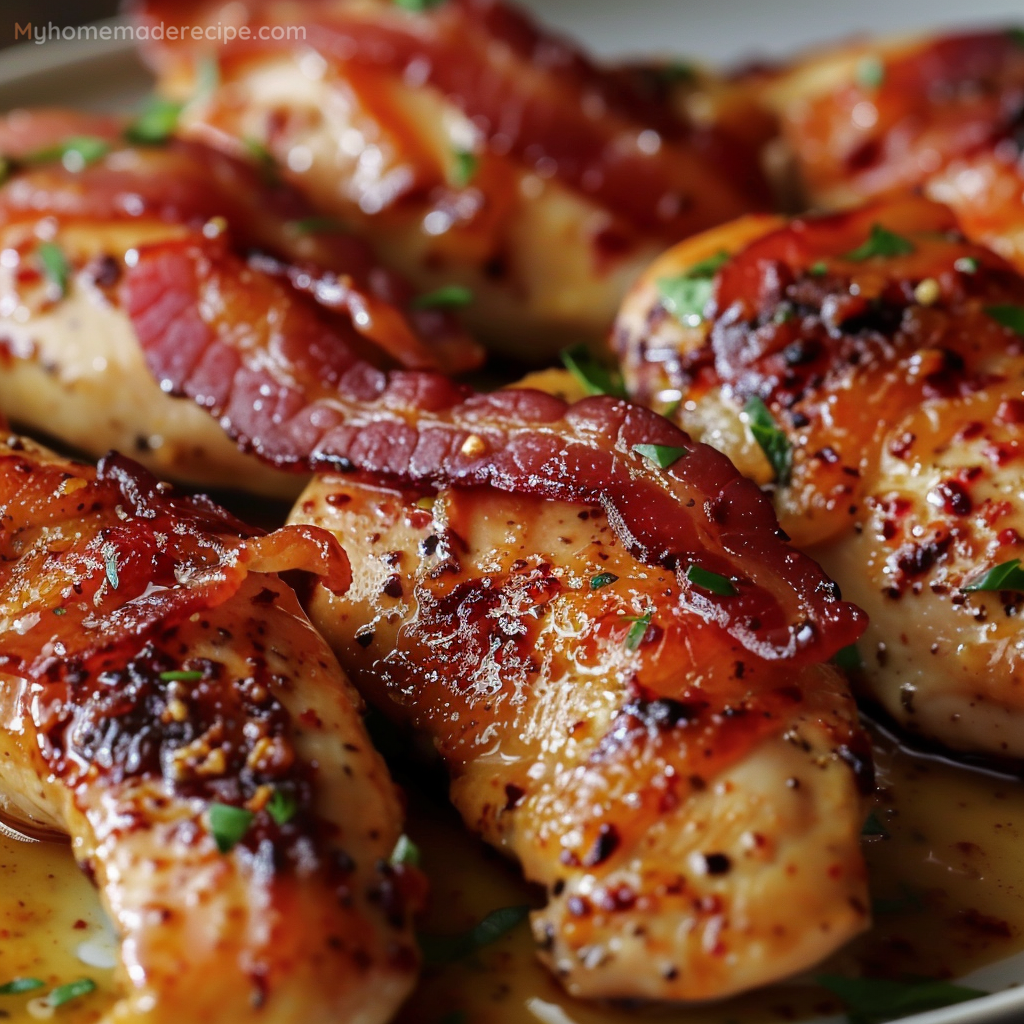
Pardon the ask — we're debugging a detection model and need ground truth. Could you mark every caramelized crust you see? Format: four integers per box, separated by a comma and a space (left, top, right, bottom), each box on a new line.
0, 109, 479, 496
290, 477, 871, 1001
0, 435, 419, 1022
133, 0, 770, 357
764, 29, 1024, 270
615, 194, 1024, 755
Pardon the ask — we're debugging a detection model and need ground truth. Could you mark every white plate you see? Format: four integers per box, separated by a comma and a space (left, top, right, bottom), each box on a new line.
2, 9, 1024, 1024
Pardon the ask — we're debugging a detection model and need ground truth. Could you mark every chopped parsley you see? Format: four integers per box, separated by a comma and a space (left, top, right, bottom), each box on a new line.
287, 216, 348, 236
656, 61, 697, 84
101, 541, 120, 590
861, 810, 889, 838
809, 259, 828, 276
632, 443, 688, 469
125, 96, 184, 145
394, 0, 447, 9
53, 607, 66, 616
195, 56, 221, 100
685, 564, 737, 596
47, 979, 97, 1008
450, 149, 478, 187
832, 643, 862, 671
855, 55, 886, 90
985, 304, 1024, 336
590, 571, 619, 591
623, 612, 652, 651
411, 285, 474, 310
954, 255, 979, 274
208, 803, 254, 853
559, 344, 627, 398
963, 557, 1024, 592
658, 249, 729, 326
872, 883, 924, 916
267, 788, 298, 826
743, 396, 793, 485
0, 978, 44, 996
158, 669, 203, 682
25, 135, 110, 170
420, 904, 530, 965
243, 136, 278, 183
37, 241, 70, 296
815, 974, 985, 1024
391, 834, 421, 867
843, 223, 915, 262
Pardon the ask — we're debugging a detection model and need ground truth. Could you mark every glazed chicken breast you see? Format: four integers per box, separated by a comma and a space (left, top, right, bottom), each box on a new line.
132, 0, 770, 360
763, 29, 1024, 271
0, 109, 479, 497
0, 431, 420, 1022
615, 193, 1024, 758
119, 214, 874, 1002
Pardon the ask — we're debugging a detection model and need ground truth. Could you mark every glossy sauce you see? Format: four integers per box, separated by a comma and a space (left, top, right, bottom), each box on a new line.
2, 725, 1023, 1024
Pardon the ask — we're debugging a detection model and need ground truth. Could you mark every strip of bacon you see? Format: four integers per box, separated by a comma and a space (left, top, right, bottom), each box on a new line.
123, 231, 865, 664
134, 0, 770, 236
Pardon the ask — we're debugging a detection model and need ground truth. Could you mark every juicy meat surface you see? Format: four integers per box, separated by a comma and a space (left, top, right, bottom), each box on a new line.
615, 193, 1024, 756
0, 434, 420, 1023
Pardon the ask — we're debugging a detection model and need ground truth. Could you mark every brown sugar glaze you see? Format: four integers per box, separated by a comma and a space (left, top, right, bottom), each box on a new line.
2, 722, 1023, 1024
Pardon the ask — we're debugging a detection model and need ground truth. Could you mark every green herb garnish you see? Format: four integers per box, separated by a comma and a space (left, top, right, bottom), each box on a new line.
394, 0, 447, 9
832, 644, 862, 671
685, 564, 737, 596
856, 55, 886, 89
744, 396, 793, 485
872, 884, 924, 916
391, 834, 421, 867
843, 223, 915, 262
632, 443, 688, 469
25, 135, 110, 170
411, 285, 474, 310
37, 241, 70, 296
963, 557, 1024, 592
809, 259, 828, 276
1008, 27, 1024, 48
590, 572, 619, 591
658, 250, 729, 326
158, 670, 203, 682
861, 810, 889, 837
559, 344, 627, 398
420, 905, 530, 965
656, 61, 697, 84
209, 803, 254, 853
101, 541, 119, 590
53, 607, 66, 616
287, 216, 348, 236
815, 974, 985, 1024
986, 304, 1024, 336
0, 979, 44, 996
267, 788, 298, 826
451, 149, 478, 187
47, 979, 97, 1008
623, 612, 652, 651
125, 96, 184, 145
954, 255, 979, 274
243, 136, 278, 183
196, 57, 221, 99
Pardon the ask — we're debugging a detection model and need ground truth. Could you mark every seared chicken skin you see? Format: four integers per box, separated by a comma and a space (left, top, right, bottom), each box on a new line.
0, 109, 478, 496
764, 29, 1024, 270
133, 0, 770, 359
121, 214, 874, 1001
0, 432, 420, 1022
615, 194, 1024, 757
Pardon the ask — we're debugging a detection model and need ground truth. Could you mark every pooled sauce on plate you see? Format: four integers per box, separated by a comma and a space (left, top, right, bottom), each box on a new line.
1, 726, 1022, 1024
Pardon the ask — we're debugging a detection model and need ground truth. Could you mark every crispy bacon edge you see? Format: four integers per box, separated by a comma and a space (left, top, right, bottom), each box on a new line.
121, 232, 865, 665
